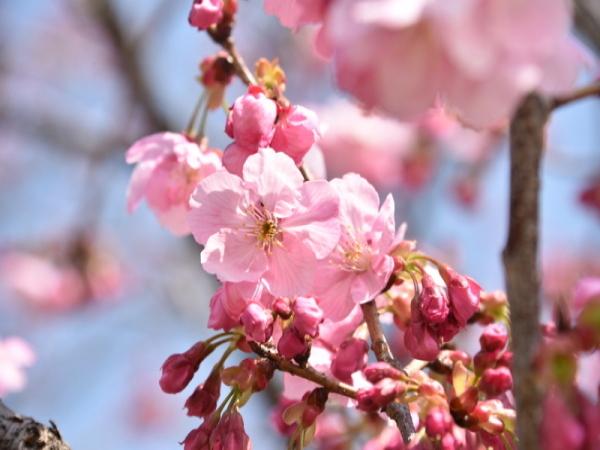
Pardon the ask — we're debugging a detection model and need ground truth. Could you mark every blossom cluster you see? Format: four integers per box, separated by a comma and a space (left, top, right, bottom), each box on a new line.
120, 1, 600, 449
266, 0, 588, 128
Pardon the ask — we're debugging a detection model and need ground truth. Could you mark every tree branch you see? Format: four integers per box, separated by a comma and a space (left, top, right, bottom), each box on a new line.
551, 81, 600, 110
249, 341, 358, 399
0, 400, 70, 450
575, 0, 600, 55
503, 92, 551, 450
84, 0, 172, 132
361, 300, 415, 444
207, 29, 257, 86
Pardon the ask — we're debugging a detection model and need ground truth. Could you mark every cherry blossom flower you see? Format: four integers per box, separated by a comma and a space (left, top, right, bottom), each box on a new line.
314, 173, 396, 321
0, 337, 35, 396
189, 147, 340, 297
0, 251, 85, 310
264, 0, 330, 30
321, 0, 587, 127
126, 132, 222, 236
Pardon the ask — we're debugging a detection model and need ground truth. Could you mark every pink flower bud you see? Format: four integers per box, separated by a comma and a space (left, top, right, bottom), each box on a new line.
188, 0, 223, 30
496, 351, 513, 368
442, 267, 481, 325
425, 407, 453, 439
277, 328, 308, 359
473, 350, 500, 373
471, 400, 506, 435
419, 274, 450, 324
440, 433, 458, 450
185, 370, 221, 418
301, 388, 328, 427
222, 358, 274, 393
479, 324, 508, 353
226, 86, 277, 148
363, 362, 404, 384
273, 297, 292, 319
331, 338, 368, 383
480, 366, 513, 397
270, 105, 321, 164
435, 316, 461, 342
357, 379, 405, 412
209, 410, 251, 449
292, 297, 323, 337
159, 341, 211, 394
241, 303, 273, 343
183, 415, 218, 450
404, 321, 440, 361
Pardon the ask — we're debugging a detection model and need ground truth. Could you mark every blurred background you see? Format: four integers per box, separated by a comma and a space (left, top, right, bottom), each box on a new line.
0, 1, 598, 449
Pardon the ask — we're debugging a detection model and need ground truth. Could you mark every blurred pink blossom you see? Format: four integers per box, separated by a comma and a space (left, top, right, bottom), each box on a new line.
302, 0, 589, 127
126, 132, 222, 236
0, 337, 35, 396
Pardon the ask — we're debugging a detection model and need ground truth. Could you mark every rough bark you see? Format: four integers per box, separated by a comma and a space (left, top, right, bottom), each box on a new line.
575, 0, 600, 54
503, 93, 550, 450
0, 401, 70, 450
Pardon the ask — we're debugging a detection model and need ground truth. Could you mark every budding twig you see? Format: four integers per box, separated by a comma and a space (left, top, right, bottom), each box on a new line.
207, 29, 257, 86
360, 300, 415, 443
248, 341, 358, 399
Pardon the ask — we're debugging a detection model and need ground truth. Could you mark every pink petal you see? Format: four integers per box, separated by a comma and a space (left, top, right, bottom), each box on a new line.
201, 231, 268, 283
126, 161, 157, 213
242, 148, 303, 217
331, 173, 380, 234
263, 235, 317, 297
125, 132, 186, 164
188, 170, 247, 244
350, 255, 394, 304
314, 266, 357, 322
155, 204, 190, 236
222, 142, 256, 177
282, 180, 340, 259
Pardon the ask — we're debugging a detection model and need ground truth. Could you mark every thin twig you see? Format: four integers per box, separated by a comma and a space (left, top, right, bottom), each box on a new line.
551, 82, 600, 110
503, 92, 551, 450
249, 342, 358, 399
207, 29, 257, 86
361, 301, 415, 443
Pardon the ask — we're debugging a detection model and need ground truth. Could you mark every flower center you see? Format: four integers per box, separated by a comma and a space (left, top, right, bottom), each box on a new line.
245, 203, 282, 253
335, 231, 371, 272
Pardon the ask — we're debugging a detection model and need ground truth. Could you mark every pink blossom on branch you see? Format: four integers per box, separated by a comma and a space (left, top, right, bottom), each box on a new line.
126, 132, 222, 236
188, 0, 224, 30
223, 86, 321, 174
189, 147, 340, 297
314, 173, 396, 321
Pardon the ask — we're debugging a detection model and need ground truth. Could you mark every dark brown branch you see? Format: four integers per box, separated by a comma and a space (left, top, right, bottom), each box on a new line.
249, 341, 358, 399
551, 82, 600, 110
503, 92, 551, 450
84, 0, 172, 132
0, 400, 70, 450
575, 0, 600, 55
361, 301, 415, 444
